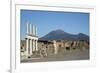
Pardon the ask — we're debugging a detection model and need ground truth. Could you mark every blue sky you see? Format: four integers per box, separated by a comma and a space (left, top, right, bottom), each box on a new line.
20, 10, 89, 40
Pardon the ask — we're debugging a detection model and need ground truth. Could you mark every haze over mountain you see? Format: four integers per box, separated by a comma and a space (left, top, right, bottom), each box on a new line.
39, 29, 89, 41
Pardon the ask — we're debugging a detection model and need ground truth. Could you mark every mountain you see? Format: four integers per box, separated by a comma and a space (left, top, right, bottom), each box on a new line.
77, 33, 89, 41
39, 29, 89, 41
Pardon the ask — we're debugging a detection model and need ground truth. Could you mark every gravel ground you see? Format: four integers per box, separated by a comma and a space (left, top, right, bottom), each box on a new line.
21, 48, 89, 63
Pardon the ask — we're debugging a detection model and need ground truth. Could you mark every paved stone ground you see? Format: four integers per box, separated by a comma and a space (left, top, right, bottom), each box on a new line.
21, 48, 89, 63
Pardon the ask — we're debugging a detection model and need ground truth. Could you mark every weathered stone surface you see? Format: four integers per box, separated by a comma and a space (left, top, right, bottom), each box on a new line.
20, 39, 89, 59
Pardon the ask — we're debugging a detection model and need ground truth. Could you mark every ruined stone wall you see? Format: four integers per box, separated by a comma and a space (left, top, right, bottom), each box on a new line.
20, 40, 26, 52
20, 40, 89, 57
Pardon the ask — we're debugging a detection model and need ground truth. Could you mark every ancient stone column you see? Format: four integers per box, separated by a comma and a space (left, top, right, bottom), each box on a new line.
30, 24, 32, 34
33, 25, 35, 35
35, 26, 37, 36
26, 38, 29, 57
35, 40, 38, 51
32, 39, 35, 52
29, 39, 32, 56
53, 40, 57, 54
27, 23, 29, 34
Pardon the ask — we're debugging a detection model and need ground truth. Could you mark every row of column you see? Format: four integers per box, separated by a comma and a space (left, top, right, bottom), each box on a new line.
27, 23, 37, 36
26, 38, 38, 57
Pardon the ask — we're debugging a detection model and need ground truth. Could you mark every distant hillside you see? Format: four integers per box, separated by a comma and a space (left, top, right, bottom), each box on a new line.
39, 29, 89, 41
